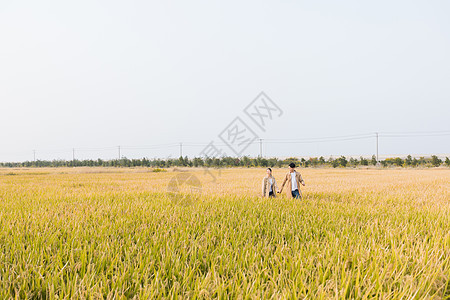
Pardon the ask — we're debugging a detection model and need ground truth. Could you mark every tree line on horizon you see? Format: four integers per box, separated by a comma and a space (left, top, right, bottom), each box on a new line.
0, 155, 449, 168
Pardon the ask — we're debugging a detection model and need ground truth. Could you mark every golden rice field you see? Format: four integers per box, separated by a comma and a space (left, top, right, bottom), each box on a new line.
0, 167, 449, 299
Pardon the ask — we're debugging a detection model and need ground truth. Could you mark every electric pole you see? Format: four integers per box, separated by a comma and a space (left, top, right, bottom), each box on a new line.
376, 132, 379, 162
118, 146, 121, 160
72, 148, 75, 162
33, 150, 36, 162
259, 139, 263, 158
180, 142, 183, 158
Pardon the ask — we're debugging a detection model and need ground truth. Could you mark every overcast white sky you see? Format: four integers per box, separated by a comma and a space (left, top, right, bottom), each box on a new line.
1, 0, 449, 162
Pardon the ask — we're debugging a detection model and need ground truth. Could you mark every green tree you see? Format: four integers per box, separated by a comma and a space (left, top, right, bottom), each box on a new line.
241, 156, 251, 167
192, 157, 204, 167
393, 157, 403, 167
332, 159, 339, 168
371, 155, 377, 166
431, 155, 442, 167
360, 157, 369, 166
349, 157, 359, 167
418, 157, 426, 166
309, 157, 319, 167
319, 156, 325, 165
338, 156, 348, 167
300, 158, 306, 167
405, 155, 412, 166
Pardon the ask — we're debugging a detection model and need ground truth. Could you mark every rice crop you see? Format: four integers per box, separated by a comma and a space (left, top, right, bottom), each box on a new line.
0, 167, 449, 299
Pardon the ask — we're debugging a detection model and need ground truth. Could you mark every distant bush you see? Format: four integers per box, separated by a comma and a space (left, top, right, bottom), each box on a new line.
431, 155, 442, 167
0, 155, 448, 169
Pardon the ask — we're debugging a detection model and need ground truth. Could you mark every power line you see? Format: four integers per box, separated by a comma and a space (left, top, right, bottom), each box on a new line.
1, 130, 447, 162
76, 147, 118, 151
22, 130, 450, 154
381, 133, 450, 138
264, 135, 374, 144
265, 133, 373, 142
120, 143, 180, 150
380, 130, 450, 135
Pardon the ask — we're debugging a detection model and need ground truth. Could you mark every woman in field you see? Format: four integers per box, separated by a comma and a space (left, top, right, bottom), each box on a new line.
262, 168, 278, 198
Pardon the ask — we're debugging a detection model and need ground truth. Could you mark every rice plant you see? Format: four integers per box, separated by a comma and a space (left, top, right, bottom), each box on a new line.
0, 168, 448, 298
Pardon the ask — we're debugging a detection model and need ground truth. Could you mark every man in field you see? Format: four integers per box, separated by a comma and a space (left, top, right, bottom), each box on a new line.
278, 163, 305, 199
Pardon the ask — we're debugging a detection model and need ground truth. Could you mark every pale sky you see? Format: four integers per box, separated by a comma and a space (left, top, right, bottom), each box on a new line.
1, 0, 449, 162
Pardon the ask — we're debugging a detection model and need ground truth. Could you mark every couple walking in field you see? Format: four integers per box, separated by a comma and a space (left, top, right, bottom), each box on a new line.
262, 163, 305, 199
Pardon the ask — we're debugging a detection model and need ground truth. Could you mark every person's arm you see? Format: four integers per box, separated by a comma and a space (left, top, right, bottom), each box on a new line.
278, 174, 287, 193
299, 173, 305, 186
273, 178, 279, 193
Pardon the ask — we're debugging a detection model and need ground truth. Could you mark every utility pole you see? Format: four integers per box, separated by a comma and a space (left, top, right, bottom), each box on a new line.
72, 148, 75, 162
33, 150, 36, 162
259, 138, 263, 158
118, 146, 121, 160
376, 132, 379, 162
179, 142, 183, 158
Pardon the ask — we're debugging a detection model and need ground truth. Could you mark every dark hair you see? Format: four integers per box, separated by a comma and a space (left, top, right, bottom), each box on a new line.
289, 163, 296, 168
267, 168, 272, 172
